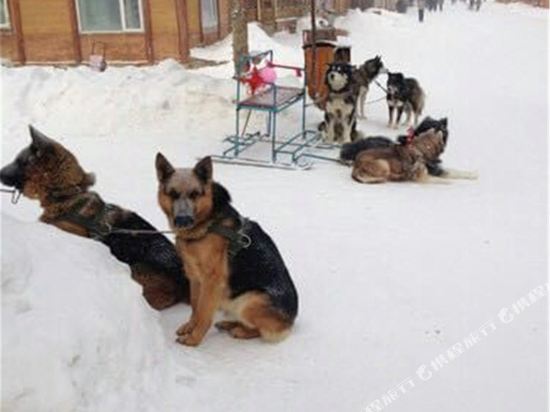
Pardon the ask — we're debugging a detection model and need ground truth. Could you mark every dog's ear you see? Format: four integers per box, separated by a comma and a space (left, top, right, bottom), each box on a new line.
440, 118, 448, 128
29, 125, 54, 156
193, 156, 213, 184
155, 152, 175, 183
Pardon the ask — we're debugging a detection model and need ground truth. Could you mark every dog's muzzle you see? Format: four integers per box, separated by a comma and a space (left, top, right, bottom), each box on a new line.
0, 163, 24, 190
172, 197, 195, 229
174, 215, 194, 228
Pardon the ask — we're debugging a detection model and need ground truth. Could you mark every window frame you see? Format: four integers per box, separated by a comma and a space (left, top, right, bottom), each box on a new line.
0, 0, 11, 29
75, 0, 145, 34
200, 0, 220, 34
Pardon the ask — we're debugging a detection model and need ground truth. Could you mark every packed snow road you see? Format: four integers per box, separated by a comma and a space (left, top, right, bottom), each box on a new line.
1, 2, 547, 411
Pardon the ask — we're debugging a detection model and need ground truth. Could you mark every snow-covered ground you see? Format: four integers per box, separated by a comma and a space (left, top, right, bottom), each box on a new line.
1, 2, 548, 411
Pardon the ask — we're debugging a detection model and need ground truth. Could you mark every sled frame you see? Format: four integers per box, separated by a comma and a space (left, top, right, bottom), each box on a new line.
212, 50, 338, 170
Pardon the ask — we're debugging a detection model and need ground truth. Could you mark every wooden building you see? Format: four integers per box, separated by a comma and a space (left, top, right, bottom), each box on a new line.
0, 0, 348, 66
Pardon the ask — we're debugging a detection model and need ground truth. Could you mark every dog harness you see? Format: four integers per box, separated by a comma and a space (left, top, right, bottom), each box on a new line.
208, 215, 252, 258
54, 193, 116, 240
51, 190, 253, 258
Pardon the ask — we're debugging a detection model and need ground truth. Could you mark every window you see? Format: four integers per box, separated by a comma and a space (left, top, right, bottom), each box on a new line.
200, 0, 218, 33
0, 0, 10, 29
76, 0, 143, 33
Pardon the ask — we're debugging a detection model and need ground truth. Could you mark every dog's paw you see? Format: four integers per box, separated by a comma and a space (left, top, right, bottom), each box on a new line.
215, 320, 240, 331
176, 320, 196, 336
176, 332, 203, 347
229, 325, 261, 339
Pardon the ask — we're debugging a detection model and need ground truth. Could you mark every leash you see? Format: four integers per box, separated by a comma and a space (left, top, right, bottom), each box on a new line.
109, 226, 176, 236
109, 216, 253, 258
3, 186, 252, 257
1, 188, 22, 204
374, 79, 388, 94
365, 95, 387, 105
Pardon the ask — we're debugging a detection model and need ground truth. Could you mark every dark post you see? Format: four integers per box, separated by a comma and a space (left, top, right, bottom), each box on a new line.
310, 0, 317, 99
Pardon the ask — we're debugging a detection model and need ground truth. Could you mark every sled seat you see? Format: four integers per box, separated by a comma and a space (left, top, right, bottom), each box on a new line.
239, 86, 305, 112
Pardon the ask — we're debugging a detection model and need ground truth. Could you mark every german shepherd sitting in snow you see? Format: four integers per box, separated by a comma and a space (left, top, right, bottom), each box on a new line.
319, 62, 359, 144
351, 117, 449, 183
386, 72, 425, 129
155, 154, 298, 346
352, 55, 387, 119
0, 126, 189, 310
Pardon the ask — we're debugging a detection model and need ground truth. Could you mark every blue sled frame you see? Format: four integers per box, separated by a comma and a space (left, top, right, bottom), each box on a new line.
211, 50, 340, 170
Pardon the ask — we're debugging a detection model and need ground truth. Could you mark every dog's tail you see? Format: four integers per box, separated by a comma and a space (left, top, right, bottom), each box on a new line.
340, 136, 394, 162
440, 168, 478, 180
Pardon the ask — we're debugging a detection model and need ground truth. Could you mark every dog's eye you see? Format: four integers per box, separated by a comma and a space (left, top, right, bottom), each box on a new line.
188, 190, 200, 200
168, 190, 179, 199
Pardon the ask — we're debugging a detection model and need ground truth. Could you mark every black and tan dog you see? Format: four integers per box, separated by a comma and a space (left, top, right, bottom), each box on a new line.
386, 72, 425, 129
155, 154, 298, 346
351, 118, 449, 183
341, 117, 449, 176
0, 126, 189, 309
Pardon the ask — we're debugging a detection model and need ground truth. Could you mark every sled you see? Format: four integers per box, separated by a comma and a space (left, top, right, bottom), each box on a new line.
212, 50, 338, 170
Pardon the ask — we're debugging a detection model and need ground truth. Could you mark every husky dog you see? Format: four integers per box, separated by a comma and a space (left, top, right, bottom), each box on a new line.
319, 62, 359, 144
352, 55, 386, 119
350, 117, 477, 183
339, 136, 394, 164
0, 126, 190, 310
351, 126, 445, 183
340, 117, 445, 175
386, 72, 425, 129
155, 155, 298, 346
350, 116, 472, 183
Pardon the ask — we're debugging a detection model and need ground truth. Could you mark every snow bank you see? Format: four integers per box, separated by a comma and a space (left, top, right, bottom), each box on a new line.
1, 59, 235, 139
1, 215, 185, 412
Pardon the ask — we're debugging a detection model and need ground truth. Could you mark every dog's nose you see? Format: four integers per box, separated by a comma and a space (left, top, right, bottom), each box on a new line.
0, 167, 15, 187
174, 215, 194, 228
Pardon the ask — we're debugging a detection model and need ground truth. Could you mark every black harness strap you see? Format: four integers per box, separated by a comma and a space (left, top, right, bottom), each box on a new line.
56, 196, 115, 240
208, 216, 252, 258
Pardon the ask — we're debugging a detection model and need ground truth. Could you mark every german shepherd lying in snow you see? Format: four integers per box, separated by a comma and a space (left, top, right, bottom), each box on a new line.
155, 154, 298, 346
0, 126, 189, 310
